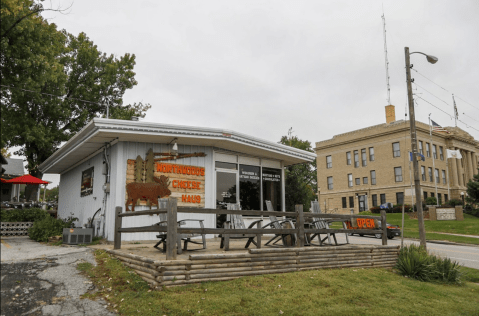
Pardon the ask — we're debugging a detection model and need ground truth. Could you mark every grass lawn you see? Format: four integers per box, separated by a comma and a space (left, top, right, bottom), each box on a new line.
78, 250, 479, 316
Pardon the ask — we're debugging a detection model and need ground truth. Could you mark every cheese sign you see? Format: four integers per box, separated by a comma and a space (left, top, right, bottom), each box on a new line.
154, 162, 205, 207
125, 160, 206, 207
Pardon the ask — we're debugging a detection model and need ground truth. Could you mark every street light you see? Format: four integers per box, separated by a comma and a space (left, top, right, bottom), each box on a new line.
404, 47, 438, 250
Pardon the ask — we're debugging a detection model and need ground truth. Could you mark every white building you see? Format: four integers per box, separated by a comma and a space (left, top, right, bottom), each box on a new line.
39, 118, 315, 241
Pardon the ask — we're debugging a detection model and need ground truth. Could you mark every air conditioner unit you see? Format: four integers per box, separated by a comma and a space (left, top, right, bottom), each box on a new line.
62, 228, 93, 245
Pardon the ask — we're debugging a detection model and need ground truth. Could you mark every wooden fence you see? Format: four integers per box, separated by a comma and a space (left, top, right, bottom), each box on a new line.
106, 245, 399, 288
114, 198, 388, 260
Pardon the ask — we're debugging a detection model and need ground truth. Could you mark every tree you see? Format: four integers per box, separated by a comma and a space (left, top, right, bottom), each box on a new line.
1, 1, 150, 200
1, 148, 11, 158
280, 130, 317, 212
466, 168, 479, 207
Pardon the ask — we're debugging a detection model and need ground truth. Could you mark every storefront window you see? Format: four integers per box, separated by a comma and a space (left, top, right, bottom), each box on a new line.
262, 168, 282, 212
239, 165, 260, 211
216, 172, 237, 209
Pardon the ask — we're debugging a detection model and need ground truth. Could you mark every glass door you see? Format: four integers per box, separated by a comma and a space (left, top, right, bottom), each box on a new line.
216, 169, 237, 227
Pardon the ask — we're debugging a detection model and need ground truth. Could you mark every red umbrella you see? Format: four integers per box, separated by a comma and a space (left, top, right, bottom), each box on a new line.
5, 174, 49, 185
0, 178, 7, 183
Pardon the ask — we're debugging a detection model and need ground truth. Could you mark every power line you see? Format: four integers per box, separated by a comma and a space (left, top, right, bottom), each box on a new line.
414, 96, 479, 132
462, 112, 479, 123
411, 69, 479, 111
1, 84, 102, 106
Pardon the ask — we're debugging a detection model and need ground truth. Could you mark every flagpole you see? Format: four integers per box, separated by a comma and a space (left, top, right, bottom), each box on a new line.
429, 115, 439, 206
453, 94, 458, 128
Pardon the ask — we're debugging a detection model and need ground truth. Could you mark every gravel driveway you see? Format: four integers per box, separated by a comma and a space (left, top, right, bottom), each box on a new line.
1, 236, 116, 316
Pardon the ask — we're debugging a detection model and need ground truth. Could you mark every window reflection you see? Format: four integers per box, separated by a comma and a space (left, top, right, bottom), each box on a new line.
239, 165, 260, 210
263, 168, 282, 212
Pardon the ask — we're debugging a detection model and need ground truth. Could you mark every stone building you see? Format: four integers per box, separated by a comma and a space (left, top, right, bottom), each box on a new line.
315, 113, 479, 214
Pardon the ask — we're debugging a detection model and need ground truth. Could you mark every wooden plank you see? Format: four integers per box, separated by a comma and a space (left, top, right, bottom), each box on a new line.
303, 213, 380, 220
160, 277, 240, 287
166, 198, 178, 260
115, 256, 156, 271
120, 261, 160, 276
118, 226, 298, 234
298, 256, 372, 264
106, 249, 157, 264
118, 208, 292, 217
139, 275, 160, 287
189, 267, 298, 280
113, 207, 122, 249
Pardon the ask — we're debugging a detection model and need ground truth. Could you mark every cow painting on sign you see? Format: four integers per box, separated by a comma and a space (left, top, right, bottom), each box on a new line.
125, 175, 171, 212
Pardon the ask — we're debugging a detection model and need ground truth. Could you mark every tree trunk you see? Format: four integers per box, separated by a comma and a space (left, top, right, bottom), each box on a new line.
24, 170, 43, 201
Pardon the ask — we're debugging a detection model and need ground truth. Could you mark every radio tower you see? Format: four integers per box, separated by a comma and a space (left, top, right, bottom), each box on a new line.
382, 11, 395, 124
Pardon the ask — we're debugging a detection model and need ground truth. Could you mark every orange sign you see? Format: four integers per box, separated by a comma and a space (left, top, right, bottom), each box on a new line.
345, 218, 377, 230
156, 163, 205, 176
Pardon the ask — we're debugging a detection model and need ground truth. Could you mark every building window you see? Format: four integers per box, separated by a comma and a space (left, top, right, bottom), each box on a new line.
431, 192, 435, 198
348, 174, 353, 187
262, 167, 282, 212
442, 170, 446, 184
363, 177, 368, 184
361, 149, 367, 166
369, 147, 375, 161
426, 143, 431, 157
435, 169, 440, 183
326, 155, 332, 169
380, 194, 386, 205
355, 178, 360, 185
327, 177, 333, 190
346, 152, 351, 165
438, 193, 442, 205
439, 146, 444, 160
433, 145, 437, 159
240, 165, 261, 211
424, 192, 428, 200
396, 192, 404, 205
370, 170, 376, 185
342, 197, 347, 208
372, 194, 378, 207
428, 167, 433, 182
421, 166, 426, 181
392, 142, 401, 157
419, 141, 424, 155
445, 194, 448, 202
354, 150, 359, 167
394, 167, 403, 182
349, 196, 354, 208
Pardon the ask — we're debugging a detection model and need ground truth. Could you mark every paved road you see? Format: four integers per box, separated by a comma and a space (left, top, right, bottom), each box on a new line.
1, 237, 115, 316
334, 234, 479, 269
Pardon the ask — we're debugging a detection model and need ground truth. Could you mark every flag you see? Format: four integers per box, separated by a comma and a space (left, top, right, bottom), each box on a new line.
431, 120, 450, 133
409, 152, 425, 162
446, 149, 462, 159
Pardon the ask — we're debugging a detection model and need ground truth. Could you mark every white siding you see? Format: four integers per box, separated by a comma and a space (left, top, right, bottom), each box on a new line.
58, 151, 105, 229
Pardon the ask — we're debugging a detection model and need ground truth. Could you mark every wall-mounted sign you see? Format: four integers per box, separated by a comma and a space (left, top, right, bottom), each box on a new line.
125, 154, 205, 208
81, 167, 94, 197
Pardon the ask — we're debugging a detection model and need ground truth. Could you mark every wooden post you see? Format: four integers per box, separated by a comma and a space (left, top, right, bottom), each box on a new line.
114, 206, 122, 249
256, 219, 262, 249
295, 204, 305, 247
380, 210, 387, 246
166, 198, 178, 260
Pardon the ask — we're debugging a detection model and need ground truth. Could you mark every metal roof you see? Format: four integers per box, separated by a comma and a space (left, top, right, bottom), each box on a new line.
39, 119, 316, 174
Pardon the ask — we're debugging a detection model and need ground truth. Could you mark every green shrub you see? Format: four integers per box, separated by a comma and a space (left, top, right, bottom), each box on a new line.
425, 197, 437, 205
0, 208, 50, 222
396, 244, 431, 282
396, 244, 462, 284
28, 215, 78, 242
447, 199, 463, 206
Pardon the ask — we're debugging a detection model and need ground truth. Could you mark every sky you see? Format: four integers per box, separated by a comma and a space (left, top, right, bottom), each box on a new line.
9, 0, 479, 189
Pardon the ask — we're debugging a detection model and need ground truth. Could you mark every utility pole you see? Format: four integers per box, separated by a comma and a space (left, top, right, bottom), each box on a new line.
405, 47, 427, 250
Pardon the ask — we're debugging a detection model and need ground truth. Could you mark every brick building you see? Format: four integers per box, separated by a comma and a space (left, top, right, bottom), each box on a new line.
315, 115, 479, 214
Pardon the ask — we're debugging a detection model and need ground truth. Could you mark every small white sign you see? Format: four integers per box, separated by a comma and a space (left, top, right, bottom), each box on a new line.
437, 209, 456, 221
